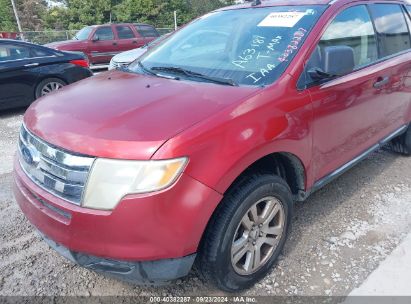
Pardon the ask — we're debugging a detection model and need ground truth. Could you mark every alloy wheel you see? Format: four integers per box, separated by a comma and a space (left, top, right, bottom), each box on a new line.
231, 196, 285, 275
41, 82, 64, 96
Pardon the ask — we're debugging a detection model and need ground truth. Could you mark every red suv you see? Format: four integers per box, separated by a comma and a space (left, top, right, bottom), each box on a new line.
14, 0, 411, 291
45, 23, 160, 66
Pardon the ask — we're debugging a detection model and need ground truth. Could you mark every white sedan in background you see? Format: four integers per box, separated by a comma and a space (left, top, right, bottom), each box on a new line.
109, 34, 171, 70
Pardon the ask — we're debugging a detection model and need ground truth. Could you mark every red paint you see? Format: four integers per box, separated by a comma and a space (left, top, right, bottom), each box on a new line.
14, 0, 411, 263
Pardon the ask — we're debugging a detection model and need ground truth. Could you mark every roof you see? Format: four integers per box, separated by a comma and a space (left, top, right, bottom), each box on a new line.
220, 0, 407, 9
221, 0, 332, 9
98, 23, 156, 27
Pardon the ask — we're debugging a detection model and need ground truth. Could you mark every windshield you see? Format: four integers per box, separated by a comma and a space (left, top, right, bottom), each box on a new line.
129, 6, 326, 86
73, 27, 93, 40
145, 33, 171, 48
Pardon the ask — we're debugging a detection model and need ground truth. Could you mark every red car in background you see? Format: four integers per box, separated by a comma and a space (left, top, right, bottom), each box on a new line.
45, 23, 160, 66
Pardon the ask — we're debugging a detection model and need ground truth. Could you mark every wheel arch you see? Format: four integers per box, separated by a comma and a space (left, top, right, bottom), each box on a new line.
34, 75, 68, 99
223, 152, 307, 201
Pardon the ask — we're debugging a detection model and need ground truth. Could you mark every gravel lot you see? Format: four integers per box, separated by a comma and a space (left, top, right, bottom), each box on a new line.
1, 107, 411, 297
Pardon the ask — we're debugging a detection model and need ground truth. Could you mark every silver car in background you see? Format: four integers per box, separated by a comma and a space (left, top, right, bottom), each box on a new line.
109, 34, 171, 70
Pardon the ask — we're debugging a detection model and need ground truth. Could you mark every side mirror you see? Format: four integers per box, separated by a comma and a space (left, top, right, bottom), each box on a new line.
323, 45, 355, 76
308, 45, 355, 81
92, 35, 100, 42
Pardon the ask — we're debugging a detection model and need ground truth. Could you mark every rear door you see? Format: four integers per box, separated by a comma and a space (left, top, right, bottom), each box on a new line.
0, 43, 42, 109
367, 3, 411, 131
88, 26, 117, 64
115, 25, 144, 51
135, 24, 160, 45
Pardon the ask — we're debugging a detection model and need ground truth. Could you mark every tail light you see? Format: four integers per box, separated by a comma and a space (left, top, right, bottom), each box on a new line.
70, 59, 89, 68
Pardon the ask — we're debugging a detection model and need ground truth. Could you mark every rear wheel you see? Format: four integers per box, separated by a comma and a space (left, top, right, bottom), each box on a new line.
35, 78, 66, 99
386, 125, 411, 156
197, 174, 293, 292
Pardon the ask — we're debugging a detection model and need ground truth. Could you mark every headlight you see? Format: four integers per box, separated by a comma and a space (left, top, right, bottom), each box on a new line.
83, 157, 188, 210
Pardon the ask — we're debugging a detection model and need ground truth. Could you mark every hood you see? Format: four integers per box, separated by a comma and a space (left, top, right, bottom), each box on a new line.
24, 71, 259, 160
112, 47, 147, 64
45, 40, 84, 49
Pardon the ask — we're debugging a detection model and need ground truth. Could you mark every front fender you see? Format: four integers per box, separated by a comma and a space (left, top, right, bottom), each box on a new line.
153, 77, 315, 194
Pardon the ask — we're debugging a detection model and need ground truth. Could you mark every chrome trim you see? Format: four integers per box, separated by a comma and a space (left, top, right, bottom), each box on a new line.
91, 51, 120, 57
0, 55, 56, 64
18, 125, 95, 205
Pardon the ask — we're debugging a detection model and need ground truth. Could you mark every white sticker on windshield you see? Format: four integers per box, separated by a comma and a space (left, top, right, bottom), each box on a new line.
258, 12, 306, 28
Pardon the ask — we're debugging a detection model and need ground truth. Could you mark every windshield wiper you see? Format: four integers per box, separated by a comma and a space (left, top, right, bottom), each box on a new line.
138, 61, 158, 76
118, 65, 130, 73
151, 66, 238, 86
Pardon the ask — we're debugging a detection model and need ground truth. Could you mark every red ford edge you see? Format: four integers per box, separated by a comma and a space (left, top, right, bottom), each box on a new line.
13, 0, 411, 291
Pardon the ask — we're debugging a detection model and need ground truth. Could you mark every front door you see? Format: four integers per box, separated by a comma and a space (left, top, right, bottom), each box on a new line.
303, 4, 401, 181
88, 26, 118, 64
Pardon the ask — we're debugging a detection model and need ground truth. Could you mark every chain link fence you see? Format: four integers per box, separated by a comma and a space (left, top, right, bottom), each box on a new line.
15, 28, 173, 45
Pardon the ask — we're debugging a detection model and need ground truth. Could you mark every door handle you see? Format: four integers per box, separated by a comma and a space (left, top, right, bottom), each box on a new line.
113, 42, 117, 46
132, 41, 137, 44
24, 63, 39, 67
373, 76, 390, 89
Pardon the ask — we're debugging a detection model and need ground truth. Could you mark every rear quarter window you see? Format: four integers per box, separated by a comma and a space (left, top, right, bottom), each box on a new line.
135, 25, 160, 38
368, 4, 411, 57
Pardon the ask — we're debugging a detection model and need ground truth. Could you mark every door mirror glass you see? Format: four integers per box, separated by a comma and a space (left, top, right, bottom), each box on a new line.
308, 46, 355, 80
323, 45, 355, 76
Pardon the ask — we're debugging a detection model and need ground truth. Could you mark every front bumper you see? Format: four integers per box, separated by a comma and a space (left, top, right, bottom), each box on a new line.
40, 231, 196, 284
13, 157, 222, 281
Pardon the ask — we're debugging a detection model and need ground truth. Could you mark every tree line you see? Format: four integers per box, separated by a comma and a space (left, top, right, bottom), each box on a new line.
0, 0, 234, 32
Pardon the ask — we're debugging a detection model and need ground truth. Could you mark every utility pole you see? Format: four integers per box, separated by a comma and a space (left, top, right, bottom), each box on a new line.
174, 11, 177, 31
10, 0, 24, 40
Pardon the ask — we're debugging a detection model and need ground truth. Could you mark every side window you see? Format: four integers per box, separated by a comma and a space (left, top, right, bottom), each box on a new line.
32, 47, 52, 57
116, 25, 135, 39
135, 25, 160, 38
94, 27, 114, 41
368, 4, 411, 57
0, 44, 32, 62
303, 5, 377, 86
319, 5, 377, 69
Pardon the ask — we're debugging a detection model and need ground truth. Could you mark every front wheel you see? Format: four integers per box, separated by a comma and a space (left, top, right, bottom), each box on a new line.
197, 175, 293, 292
35, 78, 66, 99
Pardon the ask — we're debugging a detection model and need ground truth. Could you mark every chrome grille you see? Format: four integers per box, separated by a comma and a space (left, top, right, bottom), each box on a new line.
18, 125, 95, 205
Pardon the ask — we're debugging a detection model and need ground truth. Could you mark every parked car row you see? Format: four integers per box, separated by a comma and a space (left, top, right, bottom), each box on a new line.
46, 23, 160, 66
0, 23, 165, 110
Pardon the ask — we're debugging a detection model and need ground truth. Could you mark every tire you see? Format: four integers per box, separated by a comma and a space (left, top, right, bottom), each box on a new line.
197, 174, 293, 292
386, 126, 411, 156
35, 78, 66, 99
